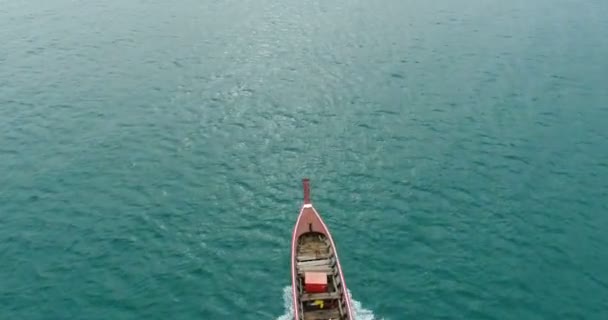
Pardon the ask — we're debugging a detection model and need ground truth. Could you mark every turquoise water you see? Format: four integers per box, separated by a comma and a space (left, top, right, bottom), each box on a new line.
1, 0, 608, 318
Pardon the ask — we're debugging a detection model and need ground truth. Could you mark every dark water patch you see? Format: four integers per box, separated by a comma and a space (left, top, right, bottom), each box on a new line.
390, 72, 404, 79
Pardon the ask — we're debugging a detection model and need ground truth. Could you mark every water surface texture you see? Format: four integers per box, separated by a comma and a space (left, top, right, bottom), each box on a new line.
1, 0, 608, 319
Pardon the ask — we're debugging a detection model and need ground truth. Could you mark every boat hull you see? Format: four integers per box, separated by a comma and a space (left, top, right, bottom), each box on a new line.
291, 179, 353, 320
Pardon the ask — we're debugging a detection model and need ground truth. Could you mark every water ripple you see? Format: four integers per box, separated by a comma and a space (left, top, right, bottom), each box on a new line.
2, 0, 608, 319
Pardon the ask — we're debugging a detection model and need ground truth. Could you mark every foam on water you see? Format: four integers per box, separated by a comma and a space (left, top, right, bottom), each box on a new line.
276, 286, 382, 320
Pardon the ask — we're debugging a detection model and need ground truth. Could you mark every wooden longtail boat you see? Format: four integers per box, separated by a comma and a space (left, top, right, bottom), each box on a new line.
291, 179, 354, 320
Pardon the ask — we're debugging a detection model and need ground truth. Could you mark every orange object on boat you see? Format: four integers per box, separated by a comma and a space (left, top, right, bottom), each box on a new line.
304, 272, 328, 293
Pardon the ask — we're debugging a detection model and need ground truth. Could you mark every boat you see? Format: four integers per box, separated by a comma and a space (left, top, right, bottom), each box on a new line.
291, 179, 354, 320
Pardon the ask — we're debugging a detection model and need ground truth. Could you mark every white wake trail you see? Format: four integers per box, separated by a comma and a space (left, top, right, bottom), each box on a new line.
275, 286, 382, 320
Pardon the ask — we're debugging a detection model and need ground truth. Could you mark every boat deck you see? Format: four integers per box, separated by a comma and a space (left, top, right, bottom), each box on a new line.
295, 232, 347, 320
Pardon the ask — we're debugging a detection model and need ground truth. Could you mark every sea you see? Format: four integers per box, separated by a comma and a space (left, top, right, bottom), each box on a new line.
1, 0, 607, 319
